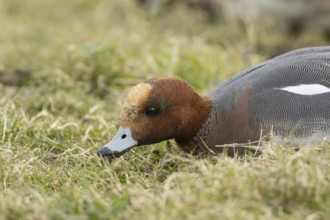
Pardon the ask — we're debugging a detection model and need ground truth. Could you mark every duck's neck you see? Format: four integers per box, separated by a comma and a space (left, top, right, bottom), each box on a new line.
174, 96, 213, 153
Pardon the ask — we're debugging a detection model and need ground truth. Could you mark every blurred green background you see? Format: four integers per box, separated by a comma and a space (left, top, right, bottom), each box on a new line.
1, 0, 329, 95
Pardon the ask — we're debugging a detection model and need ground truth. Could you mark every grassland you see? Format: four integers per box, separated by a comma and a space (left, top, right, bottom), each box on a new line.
0, 0, 329, 219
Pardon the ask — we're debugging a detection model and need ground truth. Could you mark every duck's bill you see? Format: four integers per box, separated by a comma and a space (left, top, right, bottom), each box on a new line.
97, 127, 137, 160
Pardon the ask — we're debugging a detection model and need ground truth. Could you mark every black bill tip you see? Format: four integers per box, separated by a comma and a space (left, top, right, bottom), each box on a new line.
97, 147, 129, 162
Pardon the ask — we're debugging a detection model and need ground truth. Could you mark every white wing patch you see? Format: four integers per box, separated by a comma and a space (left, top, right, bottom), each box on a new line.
275, 84, 330, 95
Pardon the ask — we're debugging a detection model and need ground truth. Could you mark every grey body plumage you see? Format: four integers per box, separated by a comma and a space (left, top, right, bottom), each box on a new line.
209, 46, 330, 141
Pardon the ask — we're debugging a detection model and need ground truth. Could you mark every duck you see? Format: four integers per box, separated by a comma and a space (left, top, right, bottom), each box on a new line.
97, 46, 330, 159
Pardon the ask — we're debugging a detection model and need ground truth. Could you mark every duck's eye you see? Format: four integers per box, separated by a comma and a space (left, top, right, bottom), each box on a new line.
145, 107, 159, 116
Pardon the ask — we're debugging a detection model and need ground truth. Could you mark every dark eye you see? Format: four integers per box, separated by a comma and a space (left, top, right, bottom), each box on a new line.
145, 106, 159, 116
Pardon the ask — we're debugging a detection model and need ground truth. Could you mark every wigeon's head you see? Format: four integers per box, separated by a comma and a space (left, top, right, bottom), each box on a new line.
97, 77, 212, 160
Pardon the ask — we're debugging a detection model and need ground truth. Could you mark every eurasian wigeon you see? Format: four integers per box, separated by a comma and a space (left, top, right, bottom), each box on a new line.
98, 46, 330, 159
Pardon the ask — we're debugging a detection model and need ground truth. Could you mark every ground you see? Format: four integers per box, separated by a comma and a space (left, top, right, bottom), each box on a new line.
0, 0, 329, 219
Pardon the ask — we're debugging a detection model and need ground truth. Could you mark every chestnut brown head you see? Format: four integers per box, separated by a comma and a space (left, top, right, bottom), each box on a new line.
97, 77, 212, 159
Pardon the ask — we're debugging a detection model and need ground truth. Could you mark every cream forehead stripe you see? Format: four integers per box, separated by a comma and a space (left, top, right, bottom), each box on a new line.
122, 83, 153, 119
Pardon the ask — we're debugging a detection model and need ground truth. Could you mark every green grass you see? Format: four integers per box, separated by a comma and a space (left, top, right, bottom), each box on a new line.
0, 0, 329, 219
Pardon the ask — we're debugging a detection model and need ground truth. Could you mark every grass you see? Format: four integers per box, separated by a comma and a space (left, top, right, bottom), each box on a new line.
0, 0, 329, 219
